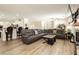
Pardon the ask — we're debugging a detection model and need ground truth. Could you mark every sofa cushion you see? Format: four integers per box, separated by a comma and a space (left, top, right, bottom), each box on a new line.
34, 30, 38, 34
26, 33, 45, 42
21, 29, 56, 44
37, 29, 42, 34
56, 29, 65, 34
21, 29, 35, 35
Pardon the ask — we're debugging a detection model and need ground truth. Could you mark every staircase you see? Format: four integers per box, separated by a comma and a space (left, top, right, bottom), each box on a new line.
68, 4, 79, 55
68, 4, 79, 24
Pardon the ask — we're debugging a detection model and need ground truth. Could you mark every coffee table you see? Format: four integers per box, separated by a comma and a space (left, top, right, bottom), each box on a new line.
42, 35, 56, 45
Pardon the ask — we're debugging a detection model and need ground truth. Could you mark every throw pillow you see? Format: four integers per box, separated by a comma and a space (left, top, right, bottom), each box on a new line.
34, 30, 38, 34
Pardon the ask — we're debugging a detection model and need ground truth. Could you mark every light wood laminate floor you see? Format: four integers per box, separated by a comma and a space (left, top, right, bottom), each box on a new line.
0, 39, 75, 55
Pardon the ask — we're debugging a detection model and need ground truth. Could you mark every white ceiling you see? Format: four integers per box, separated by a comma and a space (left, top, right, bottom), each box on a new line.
0, 4, 79, 21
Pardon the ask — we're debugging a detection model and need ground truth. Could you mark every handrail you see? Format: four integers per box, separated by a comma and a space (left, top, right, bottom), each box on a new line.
68, 4, 74, 21
68, 4, 79, 23
74, 42, 77, 55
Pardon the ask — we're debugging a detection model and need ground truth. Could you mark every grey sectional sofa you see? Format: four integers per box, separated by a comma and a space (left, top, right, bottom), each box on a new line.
21, 29, 66, 44
56, 29, 66, 39
21, 29, 45, 44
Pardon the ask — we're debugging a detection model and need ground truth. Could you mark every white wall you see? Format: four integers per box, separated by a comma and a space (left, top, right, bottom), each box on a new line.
0, 21, 11, 28
42, 20, 54, 29
23, 18, 67, 29
52, 18, 66, 28
13, 19, 23, 27
0, 15, 68, 29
